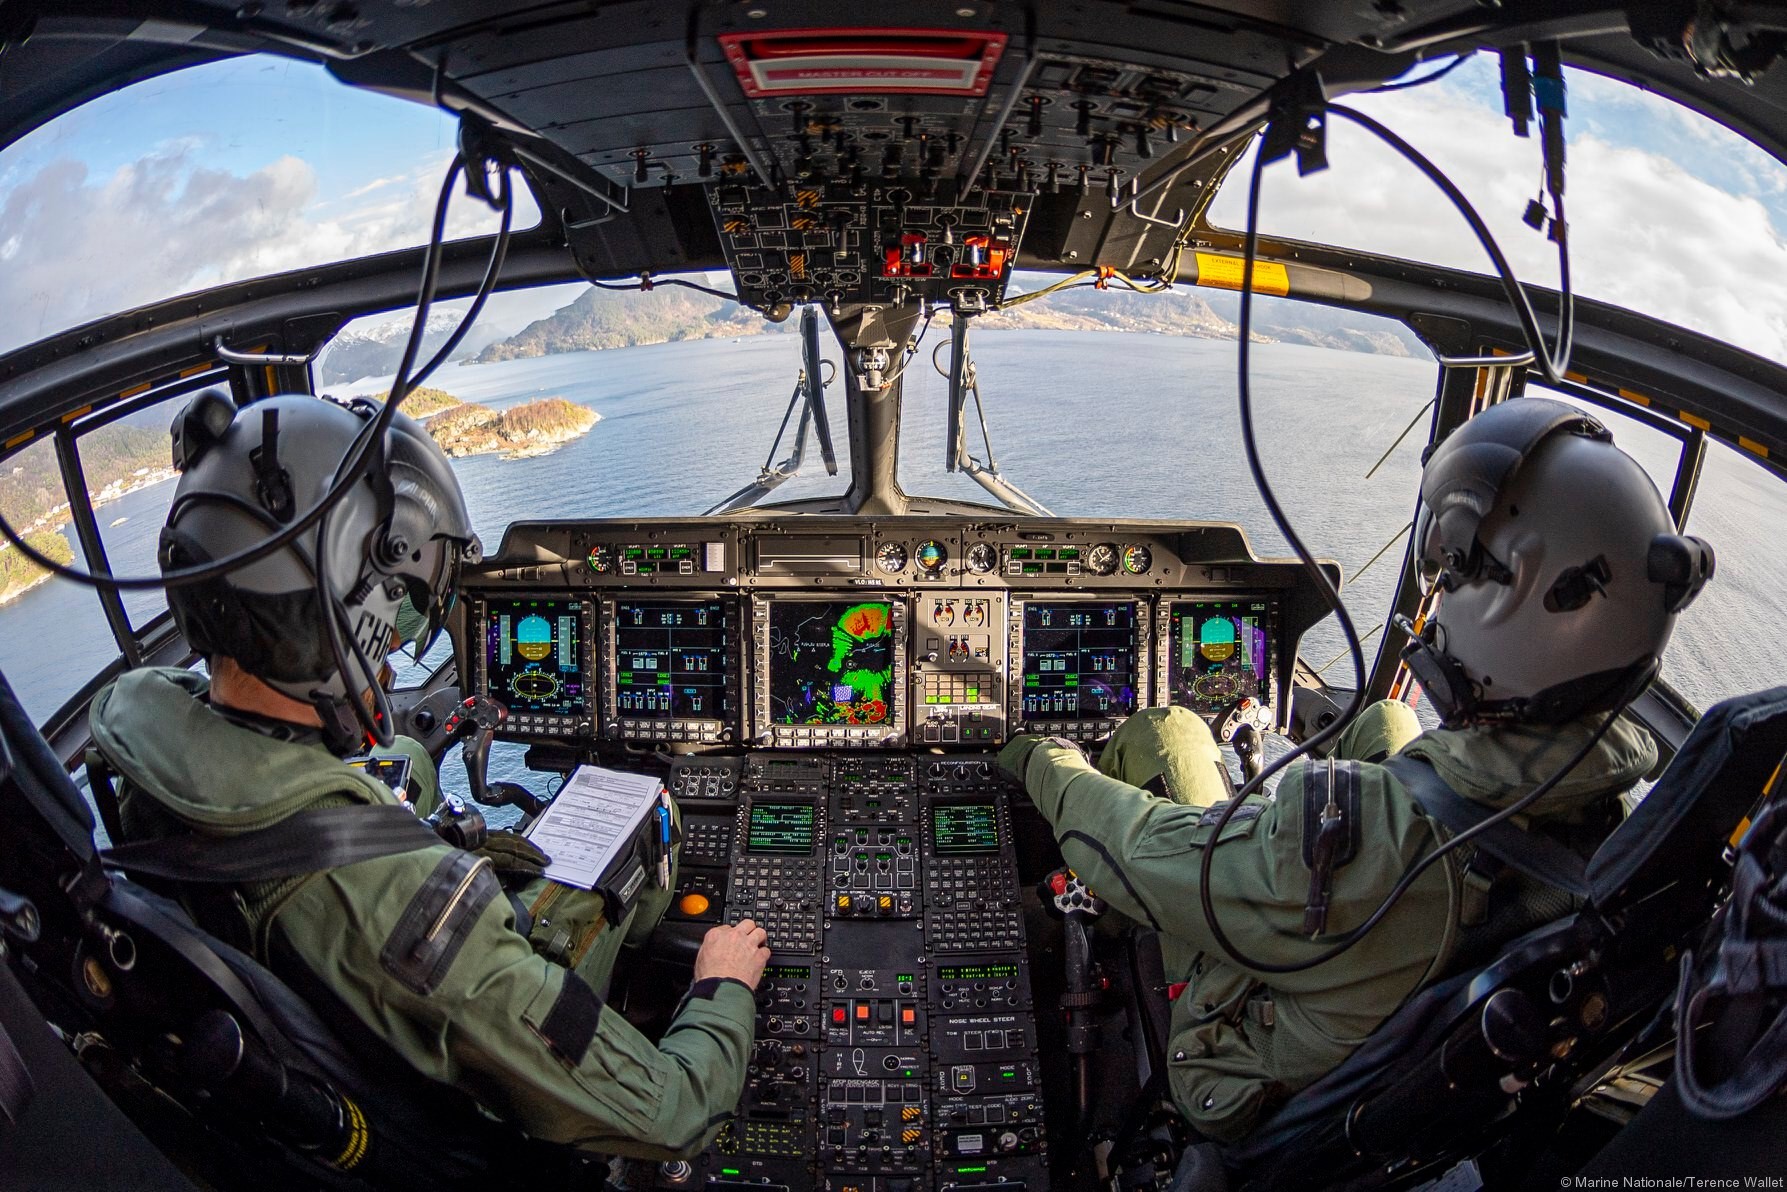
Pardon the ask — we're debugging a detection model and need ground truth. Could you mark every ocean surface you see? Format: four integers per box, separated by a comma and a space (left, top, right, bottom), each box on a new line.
4, 330, 1782, 809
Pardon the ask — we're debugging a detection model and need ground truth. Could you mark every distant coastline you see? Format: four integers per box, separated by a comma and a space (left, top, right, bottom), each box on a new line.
0, 384, 601, 606
0, 466, 177, 605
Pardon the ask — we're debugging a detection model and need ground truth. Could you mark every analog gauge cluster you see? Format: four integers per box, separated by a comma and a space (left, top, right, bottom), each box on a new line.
1004, 541, 1156, 579
877, 539, 967, 580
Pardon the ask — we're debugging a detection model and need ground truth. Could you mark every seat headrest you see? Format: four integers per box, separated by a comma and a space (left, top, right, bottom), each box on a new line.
1588, 686, 1787, 912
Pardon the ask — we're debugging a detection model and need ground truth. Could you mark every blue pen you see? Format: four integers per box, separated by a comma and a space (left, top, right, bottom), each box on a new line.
655, 793, 672, 888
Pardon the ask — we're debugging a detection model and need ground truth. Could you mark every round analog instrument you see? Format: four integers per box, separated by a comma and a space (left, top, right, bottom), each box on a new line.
876, 541, 909, 574
915, 540, 948, 574
1121, 544, 1152, 575
965, 542, 997, 574
585, 544, 611, 573
1086, 543, 1119, 576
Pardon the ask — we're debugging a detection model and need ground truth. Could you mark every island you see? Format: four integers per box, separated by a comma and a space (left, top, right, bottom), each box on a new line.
410, 390, 601, 459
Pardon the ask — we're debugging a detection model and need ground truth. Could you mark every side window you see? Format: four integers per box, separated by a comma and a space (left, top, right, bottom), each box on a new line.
1667, 439, 1785, 713
0, 436, 98, 720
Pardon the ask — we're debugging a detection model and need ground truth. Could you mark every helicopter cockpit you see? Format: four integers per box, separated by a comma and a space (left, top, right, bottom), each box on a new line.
4, 4, 1787, 1192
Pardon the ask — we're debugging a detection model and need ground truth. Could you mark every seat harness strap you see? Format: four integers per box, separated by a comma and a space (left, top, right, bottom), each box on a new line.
1381, 755, 1589, 898
102, 804, 439, 884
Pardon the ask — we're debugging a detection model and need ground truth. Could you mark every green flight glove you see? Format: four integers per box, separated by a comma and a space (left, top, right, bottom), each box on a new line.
476, 829, 552, 886
998, 734, 1082, 787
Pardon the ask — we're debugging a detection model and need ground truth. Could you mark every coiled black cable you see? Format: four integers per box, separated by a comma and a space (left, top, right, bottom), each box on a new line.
1195, 91, 1601, 975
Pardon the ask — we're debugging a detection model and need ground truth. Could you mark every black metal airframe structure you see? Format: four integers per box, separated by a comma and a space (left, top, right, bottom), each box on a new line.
2, 2, 1787, 1189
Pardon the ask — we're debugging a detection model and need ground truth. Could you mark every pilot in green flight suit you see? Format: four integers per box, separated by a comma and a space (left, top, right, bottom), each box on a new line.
88, 392, 769, 1162
1001, 399, 1716, 1143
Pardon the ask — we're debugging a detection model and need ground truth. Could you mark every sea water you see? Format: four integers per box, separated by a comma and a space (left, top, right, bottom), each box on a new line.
3, 331, 1780, 808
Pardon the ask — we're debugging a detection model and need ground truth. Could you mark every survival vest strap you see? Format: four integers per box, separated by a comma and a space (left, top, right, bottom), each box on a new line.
102, 805, 440, 884
1380, 755, 1590, 898
1674, 797, 1787, 1120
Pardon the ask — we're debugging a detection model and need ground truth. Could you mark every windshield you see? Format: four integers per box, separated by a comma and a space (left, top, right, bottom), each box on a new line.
1205, 56, 1787, 364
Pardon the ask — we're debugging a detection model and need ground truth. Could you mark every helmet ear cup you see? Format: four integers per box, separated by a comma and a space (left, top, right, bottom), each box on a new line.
1648, 534, 1716, 614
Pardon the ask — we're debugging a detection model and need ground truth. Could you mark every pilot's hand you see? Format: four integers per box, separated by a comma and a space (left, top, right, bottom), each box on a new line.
695, 919, 771, 989
475, 830, 551, 886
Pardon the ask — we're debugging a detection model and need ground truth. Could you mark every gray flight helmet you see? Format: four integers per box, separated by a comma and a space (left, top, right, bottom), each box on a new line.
160, 391, 480, 749
1405, 396, 1714, 726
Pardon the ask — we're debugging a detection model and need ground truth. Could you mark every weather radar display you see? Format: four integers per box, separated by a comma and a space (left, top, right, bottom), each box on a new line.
483, 597, 587, 716
1167, 599, 1274, 714
768, 601, 895, 725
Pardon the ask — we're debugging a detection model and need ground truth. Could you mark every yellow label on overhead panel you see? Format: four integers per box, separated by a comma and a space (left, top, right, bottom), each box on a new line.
1193, 252, 1290, 295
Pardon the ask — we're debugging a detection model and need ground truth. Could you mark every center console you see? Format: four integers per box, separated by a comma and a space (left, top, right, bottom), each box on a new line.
667, 751, 1043, 1192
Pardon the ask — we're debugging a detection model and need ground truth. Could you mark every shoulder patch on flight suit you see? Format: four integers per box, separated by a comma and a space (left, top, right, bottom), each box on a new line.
537, 971, 605, 1066
379, 851, 499, 995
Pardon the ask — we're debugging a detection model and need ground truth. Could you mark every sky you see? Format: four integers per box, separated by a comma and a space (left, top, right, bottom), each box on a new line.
0, 51, 1785, 361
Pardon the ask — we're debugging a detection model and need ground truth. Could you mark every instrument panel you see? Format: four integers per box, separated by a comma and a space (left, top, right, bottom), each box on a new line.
457, 518, 1334, 747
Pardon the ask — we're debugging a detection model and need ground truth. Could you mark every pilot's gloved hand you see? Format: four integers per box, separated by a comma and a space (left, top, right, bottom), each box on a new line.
998, 734, 1084, 787
475, 830, 552, 887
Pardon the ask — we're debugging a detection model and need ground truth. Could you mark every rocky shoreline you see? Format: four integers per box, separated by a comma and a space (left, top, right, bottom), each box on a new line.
0, 467, 177, 605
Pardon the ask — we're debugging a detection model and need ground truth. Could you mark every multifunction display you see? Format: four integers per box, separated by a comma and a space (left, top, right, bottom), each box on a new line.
767, 601, 896, 726
482, 597, 588, 716
932, 802, 1000, 854
1166, 598, 1275, 714
1019, 602, 1140, 721
614, 599, 730, 720
748, 802, 817, 854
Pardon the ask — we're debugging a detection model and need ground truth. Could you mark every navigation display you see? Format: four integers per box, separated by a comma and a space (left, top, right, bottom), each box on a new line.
614, 599, 730, 721
1167, 599, 1274, 715
482, 597, 588, 716
748, 802, 817, 854
932, 802, 1000, 854
767, 601, 895, 726
1019, 602, 1139, 721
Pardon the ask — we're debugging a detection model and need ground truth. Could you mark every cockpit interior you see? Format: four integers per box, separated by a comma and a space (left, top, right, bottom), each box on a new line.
4, 3, 1787, 1191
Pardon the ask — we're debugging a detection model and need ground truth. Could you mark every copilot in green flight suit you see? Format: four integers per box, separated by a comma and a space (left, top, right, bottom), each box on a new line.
1001, 701, 1655, 1143
90, 667, 754, 1160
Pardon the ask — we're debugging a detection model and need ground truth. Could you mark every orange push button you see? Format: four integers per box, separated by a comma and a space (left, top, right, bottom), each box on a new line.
677, 893, 710, 917
901, 1007, 916, 1026
855, 1003, 871, 1022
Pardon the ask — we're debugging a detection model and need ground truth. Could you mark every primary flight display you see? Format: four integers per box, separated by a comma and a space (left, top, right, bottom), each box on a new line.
481, 596, 589, 717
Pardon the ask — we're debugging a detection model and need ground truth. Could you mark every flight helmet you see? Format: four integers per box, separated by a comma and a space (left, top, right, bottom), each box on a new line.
159, 391, 481, 751
1403, 396, 1714, 726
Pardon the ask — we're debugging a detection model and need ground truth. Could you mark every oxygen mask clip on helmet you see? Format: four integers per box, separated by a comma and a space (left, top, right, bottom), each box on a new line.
1400, 396, 1716, 729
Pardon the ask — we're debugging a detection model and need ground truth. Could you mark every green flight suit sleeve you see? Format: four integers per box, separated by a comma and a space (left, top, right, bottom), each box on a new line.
271, 845, 755, 1159
1007, 738, 1457, 998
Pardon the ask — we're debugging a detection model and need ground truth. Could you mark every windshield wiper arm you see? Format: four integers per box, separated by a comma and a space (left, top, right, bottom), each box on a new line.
707, 307, 836, 514
945, 314, 1052, 516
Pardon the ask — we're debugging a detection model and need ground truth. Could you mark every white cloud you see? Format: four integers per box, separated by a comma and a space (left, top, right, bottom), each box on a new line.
0, 142, 516, 355
1209, 78, 1787, 364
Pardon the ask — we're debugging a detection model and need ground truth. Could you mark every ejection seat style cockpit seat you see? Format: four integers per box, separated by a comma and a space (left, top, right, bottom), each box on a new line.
1169, 687, 1787, 1192
0, 668, 606, 1192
